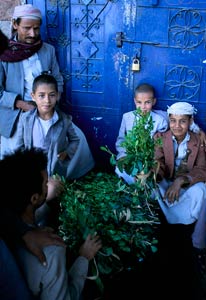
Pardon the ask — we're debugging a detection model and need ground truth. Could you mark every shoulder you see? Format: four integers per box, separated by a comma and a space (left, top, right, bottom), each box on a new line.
56, 108, 72, 122
154, 129, 171, 140
189, 131, 201, 143
122, 111, 136, 119
20, 108, 36, 120
39, 42, 55, 52
153, 109, 168, 120
151, 110, 167, 122
43, 245, 66, 257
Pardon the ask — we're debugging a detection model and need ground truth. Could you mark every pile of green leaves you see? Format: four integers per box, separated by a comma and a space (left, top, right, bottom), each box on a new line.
59, 172, 159, 290
105, 108, 162, 179
58, 108, 161, 292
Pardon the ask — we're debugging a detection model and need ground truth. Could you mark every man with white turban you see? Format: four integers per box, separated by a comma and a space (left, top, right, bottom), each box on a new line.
153, 101, 206, 298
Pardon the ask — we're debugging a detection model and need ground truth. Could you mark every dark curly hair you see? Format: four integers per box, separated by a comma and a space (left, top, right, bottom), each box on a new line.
0, 147, 47, 214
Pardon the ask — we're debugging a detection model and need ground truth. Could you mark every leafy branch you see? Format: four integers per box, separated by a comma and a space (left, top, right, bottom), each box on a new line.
58, 107, 162, 294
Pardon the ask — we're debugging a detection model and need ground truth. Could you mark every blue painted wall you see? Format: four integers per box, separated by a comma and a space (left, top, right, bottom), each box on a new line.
28, 0, 206, 169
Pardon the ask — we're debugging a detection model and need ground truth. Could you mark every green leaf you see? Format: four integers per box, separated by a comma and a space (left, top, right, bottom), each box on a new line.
59, 108, 161, 295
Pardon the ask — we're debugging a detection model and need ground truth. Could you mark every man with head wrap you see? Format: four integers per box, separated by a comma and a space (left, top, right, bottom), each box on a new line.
0, 4, 94, 179
0, 1, 66, 274
0, 29, 34, 300
0, 0, 95, 268
153, 101, 206, 299
0, 4, 63, 158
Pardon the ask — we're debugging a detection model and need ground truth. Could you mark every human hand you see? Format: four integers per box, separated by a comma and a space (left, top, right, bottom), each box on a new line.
164, 177, 185, 203
22, 227, 66, 266
79, 234, 102, 261
16, 100, 36, 112
46, 175, 65, 202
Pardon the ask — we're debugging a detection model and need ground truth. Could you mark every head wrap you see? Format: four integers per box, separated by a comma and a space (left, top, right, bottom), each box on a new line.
0, 39, 43, 62
167, 102, 197, 116
12, 4, 42, 20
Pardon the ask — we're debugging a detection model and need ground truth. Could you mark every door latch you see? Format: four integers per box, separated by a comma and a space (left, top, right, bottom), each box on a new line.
114, 32, 159, 48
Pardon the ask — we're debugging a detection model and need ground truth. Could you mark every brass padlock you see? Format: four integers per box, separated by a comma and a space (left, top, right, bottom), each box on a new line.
132, 58, 140, 72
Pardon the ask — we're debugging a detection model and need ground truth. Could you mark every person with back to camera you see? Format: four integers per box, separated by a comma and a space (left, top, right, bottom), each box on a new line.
0, 28, 34, 300
0, 30, 70, 298
115, 83, 205, 185
0, 147, 102, 300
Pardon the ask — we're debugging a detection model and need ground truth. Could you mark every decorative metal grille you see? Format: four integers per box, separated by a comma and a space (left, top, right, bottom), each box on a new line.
169, 9, 205, 49
164, 65, 200, 101
44, 0, 112, 92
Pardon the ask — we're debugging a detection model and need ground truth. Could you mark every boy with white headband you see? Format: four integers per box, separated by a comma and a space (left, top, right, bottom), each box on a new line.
153, 101, 206, 299
155, 101, 206, 226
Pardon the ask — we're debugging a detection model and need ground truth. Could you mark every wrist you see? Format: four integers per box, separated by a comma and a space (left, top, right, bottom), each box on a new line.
15, 99, 23, 109
179, 176, 190, 186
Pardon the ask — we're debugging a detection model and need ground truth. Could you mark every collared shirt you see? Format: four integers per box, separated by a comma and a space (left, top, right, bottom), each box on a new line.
172, 132, 190, 171
22, 53, 42, 100
33, 111, 58, 150
115, 110, 168, 160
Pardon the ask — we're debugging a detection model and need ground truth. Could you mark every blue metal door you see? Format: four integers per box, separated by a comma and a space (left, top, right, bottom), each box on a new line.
27, 0, 136, 168
28, 0, 206, 168
131, 0, 206, 134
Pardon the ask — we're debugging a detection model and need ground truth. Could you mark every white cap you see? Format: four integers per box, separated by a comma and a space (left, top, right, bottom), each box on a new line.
167, 102, 197, 116
12, 4, 42, 20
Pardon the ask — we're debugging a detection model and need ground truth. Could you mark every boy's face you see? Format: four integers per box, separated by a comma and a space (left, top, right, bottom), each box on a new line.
31, 83, 58, 117
134, 92, 156, 114
169, 114, 192, 141
13, 18, 41, 44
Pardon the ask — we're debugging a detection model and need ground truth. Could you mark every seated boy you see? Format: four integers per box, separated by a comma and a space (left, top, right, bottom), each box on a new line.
115, 83, 168, 184
0, 148, 102, 300
153, 101, 206, 298
154, 101, 206, 225
115, 83, 203, 185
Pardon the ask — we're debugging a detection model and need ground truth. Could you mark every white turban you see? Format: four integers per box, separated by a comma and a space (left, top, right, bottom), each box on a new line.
12, 4, 42, 20
167, 102, 197, 116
